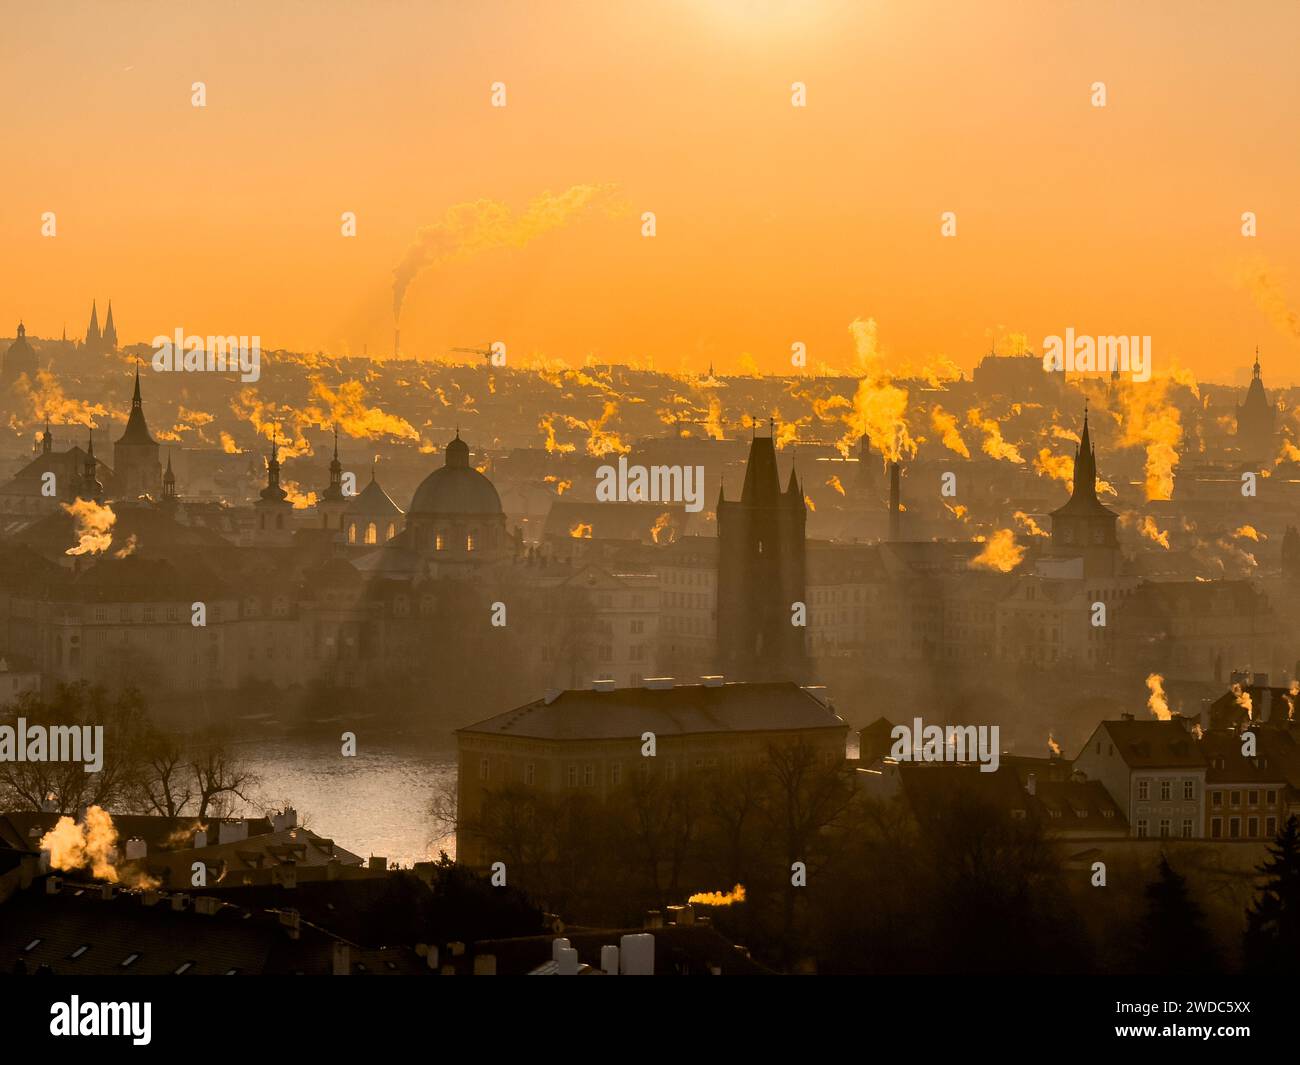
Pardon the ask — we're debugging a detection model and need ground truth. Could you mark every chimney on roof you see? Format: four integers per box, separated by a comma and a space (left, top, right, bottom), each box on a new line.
1120, 712, 1135, 721
556, 947, 580, 976
368, 856, 387, 871
644, 677, 675, 690
194, 896, 220, 916
218, 819, 249, 845
601, 944, 620, 974
124, 837, 146, 860
700, 675, 724, 687
591, 678, 616, 692
170, 893, 189, 912
45, 875, 63, 895
1026, 772, 1037, 796
193, 829, 207, 849
279, 909, 301, 940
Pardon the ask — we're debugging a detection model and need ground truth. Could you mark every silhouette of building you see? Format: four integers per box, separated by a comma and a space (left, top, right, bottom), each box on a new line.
112, 366, 161, 499
254, 440, 294, 544
318, 427, 350, 531
161, 452, 178, 508
81, 300, 117, 356
78, 432, 104, 503
1049, 406, 1119, 576
716, 430, 807, 681
456, 680, 845, 868
1236, 349, 1275, 463
405, 432, 508, 569
346, 469, 403, 545
2, 322, 37, 385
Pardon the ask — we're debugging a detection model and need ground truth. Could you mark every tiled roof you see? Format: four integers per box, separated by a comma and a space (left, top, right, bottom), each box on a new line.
460, 681, 846, 741
1102, 720, 1207, 769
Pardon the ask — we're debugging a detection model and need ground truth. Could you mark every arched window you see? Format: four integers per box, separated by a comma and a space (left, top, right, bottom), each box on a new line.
347, 522, 357, 544
435, 533, 444, 551
386, 522, 396, 541
466, 534, 475, 552
365, 522, 377, 545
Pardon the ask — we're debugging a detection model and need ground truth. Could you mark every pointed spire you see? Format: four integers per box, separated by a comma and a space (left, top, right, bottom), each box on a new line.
1254, 346, 1261, 380
103, 300, 117, 348
131, 360, 142, 406
85, 300, 100, 348
1070, 405, 1099, 505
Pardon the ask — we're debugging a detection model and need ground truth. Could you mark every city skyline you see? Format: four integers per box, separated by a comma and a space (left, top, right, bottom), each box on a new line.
3, 1, 1299, 382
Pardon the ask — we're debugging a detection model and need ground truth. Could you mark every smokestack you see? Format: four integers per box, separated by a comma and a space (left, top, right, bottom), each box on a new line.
888, 461, 901, 541
1026, 772, 1037, 796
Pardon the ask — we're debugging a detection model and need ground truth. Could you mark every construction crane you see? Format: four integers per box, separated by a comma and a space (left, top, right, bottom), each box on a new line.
452, 344, 503, 366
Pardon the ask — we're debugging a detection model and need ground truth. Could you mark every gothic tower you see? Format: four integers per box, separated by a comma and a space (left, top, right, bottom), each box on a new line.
1236, 349, 1275, 464
102, 301, 118, 352
113, 365, 161, 498
84, 301, 102, 354
1049, 405, 1119, 576
716, 429, 808, 681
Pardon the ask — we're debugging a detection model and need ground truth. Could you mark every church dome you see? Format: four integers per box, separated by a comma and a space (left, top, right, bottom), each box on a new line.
408, 433, 502, 516
4, 322, 37, 379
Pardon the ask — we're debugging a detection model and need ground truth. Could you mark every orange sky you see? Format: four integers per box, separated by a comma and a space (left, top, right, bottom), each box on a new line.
3, 0, 1298, 384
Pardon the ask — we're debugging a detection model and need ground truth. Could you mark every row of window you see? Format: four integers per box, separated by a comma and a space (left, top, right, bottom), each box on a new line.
1209, 788, 1279, 808
1137, 779, 1197, 801
1211, 816, 1278, 839
1135, 819, 1196, 838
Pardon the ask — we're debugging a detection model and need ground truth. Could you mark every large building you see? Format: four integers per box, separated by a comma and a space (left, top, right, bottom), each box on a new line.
716, 431, 807, 682
1072, 717, 1207, 839
455, 679, 847, 867
405, 432, 510, 571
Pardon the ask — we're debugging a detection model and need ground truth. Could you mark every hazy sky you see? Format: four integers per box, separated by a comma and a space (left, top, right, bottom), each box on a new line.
3, 0, 1298, 383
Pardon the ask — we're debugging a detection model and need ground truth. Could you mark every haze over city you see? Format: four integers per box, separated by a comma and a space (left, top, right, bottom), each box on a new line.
3, 0, 1299, 381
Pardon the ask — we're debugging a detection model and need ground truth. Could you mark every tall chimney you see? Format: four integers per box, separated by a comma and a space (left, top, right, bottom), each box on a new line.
393, 327, 401, 360
888, 461, 901, 541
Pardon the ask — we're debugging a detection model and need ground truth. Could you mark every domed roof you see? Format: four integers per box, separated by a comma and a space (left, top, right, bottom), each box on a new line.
4, 322, 36, 376
408, 433, 502, 517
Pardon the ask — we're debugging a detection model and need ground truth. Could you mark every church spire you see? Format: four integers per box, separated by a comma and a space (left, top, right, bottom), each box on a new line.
85, 301, 100, 349
1254, 346, 1261, 380
323, 424, 346, 502
162, 450, 177, 503
103, 301, 117, 350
